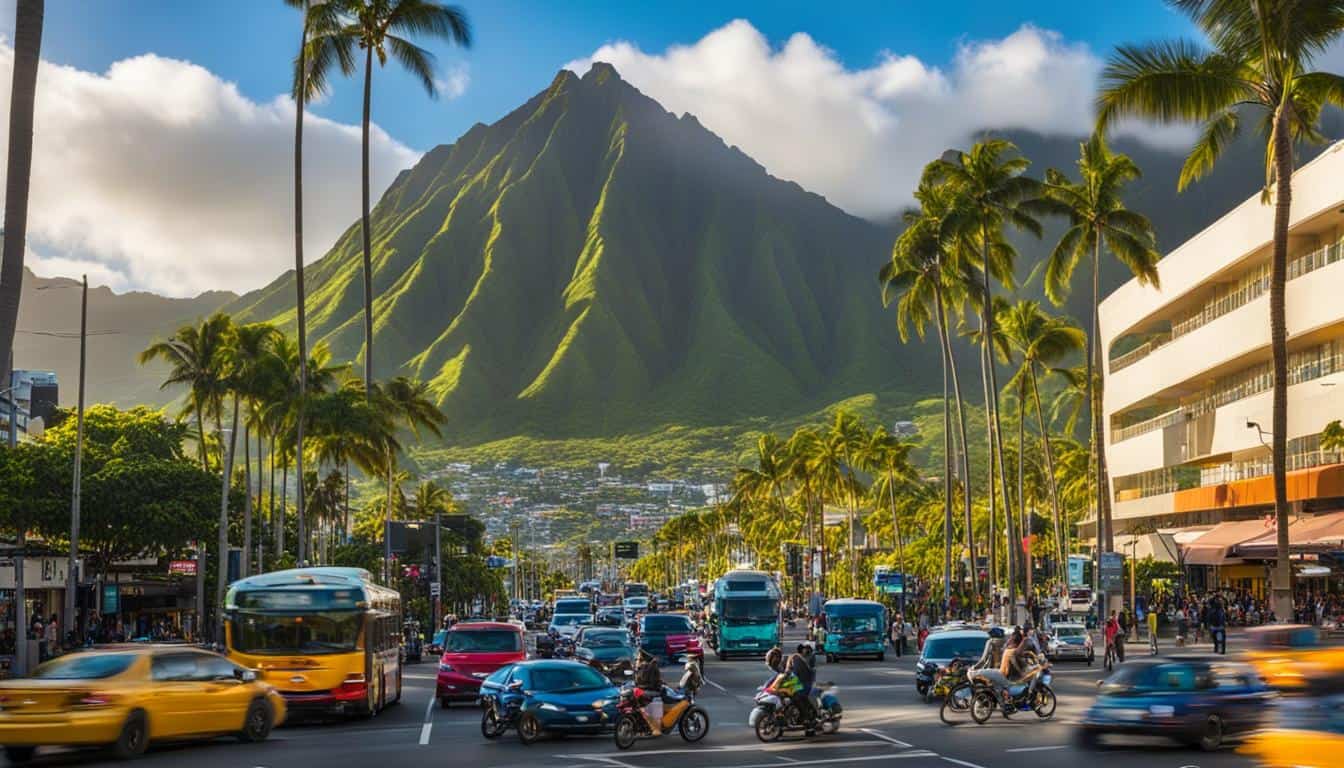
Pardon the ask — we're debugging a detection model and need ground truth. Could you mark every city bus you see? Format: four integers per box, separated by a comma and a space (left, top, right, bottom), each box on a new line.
709, 570, 781, 659
622, 581, 650, 599
224, 567, 403, 717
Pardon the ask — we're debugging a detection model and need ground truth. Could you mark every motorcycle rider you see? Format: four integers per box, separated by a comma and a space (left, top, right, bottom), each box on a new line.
974, 626, 1007, 672
634, 649, 664, 736
786, 648, 818, 736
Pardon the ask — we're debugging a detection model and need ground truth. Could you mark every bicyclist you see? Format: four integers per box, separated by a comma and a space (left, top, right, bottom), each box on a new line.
1103, 611, 1121, 667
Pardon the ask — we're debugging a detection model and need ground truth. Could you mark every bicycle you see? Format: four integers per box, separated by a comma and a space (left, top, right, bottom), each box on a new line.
1103, 640, 1117, 671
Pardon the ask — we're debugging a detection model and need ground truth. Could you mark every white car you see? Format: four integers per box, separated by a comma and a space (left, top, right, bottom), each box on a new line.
548, 613, 593, 639
623, 596, 650, 613
1047, 622, 1094, 664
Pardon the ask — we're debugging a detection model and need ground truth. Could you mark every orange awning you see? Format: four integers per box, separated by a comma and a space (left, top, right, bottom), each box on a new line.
1173, 463, 1344, 514
1182, 519, 1274, 566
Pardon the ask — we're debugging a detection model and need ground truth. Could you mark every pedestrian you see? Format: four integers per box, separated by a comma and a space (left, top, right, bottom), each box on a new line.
890, 615, 902, 657
1147, 606, 1159, 655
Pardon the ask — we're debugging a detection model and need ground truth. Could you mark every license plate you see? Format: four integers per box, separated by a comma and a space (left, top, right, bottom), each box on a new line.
576, 715, 589, 723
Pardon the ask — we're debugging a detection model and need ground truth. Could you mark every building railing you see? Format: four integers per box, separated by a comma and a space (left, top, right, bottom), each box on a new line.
1113, 434, 1342, 504
1107, 236, 1344, 372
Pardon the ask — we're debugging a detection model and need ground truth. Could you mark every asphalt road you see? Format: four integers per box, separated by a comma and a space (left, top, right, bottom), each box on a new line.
15, 630, 1260, 768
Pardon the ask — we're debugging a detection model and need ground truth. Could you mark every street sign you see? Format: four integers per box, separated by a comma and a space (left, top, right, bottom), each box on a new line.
1099, 552, 1124, 593
429, 582, 441, 597
485, 556, 510, 569
874, 570, 904, 594
614, 541, 639, 559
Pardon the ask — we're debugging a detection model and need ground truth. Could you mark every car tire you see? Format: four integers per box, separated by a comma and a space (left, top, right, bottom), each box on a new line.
1198, 715, 1224, 751
517, 713, 544, 745
1074, 728, 1102, 750
877, 652, 885, 662
238, 699, 273, 743
439, 696, 451, 709
112, 710, 149, 759
3, 747, 35, 764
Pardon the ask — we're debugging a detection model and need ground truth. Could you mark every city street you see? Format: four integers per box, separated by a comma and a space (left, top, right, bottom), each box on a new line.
17, 630, 1258, 768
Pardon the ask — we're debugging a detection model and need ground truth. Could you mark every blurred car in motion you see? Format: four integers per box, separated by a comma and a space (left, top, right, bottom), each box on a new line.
548, 614, 593, 641
1240, 691, 1344, 767
0, 646, 285, 763
1046, 622, 1094, 665
437, 621, 526, 708
476, 660, 619, 743
1078, 659, 1276, 751
573, 627, 636, 682
1244, 624, 1344, 694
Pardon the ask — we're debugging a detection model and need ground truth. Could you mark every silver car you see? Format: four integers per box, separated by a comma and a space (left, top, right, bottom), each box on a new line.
1047, 622, 1094, 664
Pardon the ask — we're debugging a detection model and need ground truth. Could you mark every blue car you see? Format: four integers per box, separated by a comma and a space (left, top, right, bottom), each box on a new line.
477, 660, 621, 744
1078, 659, 1276, 751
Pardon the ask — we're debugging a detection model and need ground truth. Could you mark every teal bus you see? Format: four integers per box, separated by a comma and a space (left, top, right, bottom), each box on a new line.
821, 598, 886, 662
709, 570, 781, 659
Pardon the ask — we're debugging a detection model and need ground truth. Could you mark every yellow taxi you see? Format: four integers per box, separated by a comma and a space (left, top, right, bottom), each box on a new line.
0, 645, 286, 762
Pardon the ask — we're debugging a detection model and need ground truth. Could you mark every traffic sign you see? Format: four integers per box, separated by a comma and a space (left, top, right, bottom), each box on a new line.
614, 541, 639, 559
429, 582, 441, 597
1099, 552, 1124, 593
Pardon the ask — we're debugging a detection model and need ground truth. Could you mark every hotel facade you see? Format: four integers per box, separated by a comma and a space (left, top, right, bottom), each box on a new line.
1097, 141, 1344, 595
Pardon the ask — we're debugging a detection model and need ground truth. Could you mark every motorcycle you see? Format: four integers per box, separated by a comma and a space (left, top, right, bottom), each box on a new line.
967, 659, 1056, 724
932, 658, 976, 725
479, 682, 524, 740
750, 681, 842, 741
614, 660, 710, 749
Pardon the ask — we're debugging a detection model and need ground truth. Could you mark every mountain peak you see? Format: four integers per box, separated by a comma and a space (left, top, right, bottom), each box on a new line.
582, 61, 622, 85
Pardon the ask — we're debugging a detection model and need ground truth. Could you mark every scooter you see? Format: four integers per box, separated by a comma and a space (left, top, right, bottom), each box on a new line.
614, 660, 710, 749
479, 683, 524, 740
750, 681, 842, 741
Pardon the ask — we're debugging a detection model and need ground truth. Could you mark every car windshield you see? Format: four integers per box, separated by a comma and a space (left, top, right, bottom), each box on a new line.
447, 629, 521, 653
721, 599, 777, 621
30, 653, 136, 679
432, 630, 449, 644
643, 616, 693, 633
831, 614, 880, 633
1056, 627, 1086, 638
553, 615, 589, 627
231, 611, 360, 655
582, 631, 631, 647
529, 665, 611, 692
922, 636, 985, 660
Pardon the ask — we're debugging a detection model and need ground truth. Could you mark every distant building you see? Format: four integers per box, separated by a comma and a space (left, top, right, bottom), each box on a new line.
0, 369, 58, 438
893, 420, 919, 438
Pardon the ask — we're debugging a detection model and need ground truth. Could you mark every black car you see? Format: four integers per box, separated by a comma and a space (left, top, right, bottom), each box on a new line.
594, 607, 625, 627
574, 627, 636, 682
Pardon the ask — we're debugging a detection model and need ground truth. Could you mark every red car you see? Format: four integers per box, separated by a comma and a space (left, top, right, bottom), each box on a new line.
436, 622, 526, 708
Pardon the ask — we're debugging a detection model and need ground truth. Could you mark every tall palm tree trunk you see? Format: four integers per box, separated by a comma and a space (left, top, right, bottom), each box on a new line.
293, 17, 310, 579
886, 469, 905, 581
1089, 236, 1113, 556
243, 423, 252, 579
933, 291, 955, 600
215, 397, 240, 643
980, 336, 997, 588
938, 294, 975, 597
1270, 107, 1293, 620
0, 0, 43, 383
1018, 387, 1030, 595
359, 45, 375, 389
193, 395, 208, 469
279, 451, 288, 558
982, 228, 1018, 618
1029, 367, 1066, 589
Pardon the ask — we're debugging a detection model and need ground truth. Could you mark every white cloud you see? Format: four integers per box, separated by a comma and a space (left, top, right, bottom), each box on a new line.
0, 45, 421, 297
567, 21, 1191, 219
434, 64, 470, 99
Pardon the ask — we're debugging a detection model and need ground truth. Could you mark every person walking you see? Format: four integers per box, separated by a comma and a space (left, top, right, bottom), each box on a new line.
1206, 598, 1228, 655
1147, 607, 1159, 655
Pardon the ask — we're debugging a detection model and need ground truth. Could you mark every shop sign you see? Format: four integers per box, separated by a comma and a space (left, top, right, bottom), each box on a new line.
101, 584, 119, 614
168, 560, 198, 576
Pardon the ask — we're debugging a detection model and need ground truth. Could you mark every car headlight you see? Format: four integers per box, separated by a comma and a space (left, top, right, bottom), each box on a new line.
591, 699, 611, 709
538, 702, 563, 712
438, 662, 454, 672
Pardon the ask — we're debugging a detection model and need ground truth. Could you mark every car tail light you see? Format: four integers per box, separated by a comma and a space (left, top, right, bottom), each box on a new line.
333, 674, 368, 702
70, 692, 118, 709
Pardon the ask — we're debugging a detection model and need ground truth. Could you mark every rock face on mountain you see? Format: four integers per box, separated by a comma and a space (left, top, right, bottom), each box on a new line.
231, 64, 927, 438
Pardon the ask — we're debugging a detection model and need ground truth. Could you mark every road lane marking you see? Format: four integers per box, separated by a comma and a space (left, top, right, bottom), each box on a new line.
775, 757, 799, 763
1005, 745, 1068, 752
564, 739, 898, 758
704, 677, 729, 693
424, 695, 436, 720
418, 722, 432, 745
940, 758, 986, 768
704, 752, 936, 768
858, 728, 912, 748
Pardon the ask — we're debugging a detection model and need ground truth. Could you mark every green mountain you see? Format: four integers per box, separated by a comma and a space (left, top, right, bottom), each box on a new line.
230, 64, 929, 441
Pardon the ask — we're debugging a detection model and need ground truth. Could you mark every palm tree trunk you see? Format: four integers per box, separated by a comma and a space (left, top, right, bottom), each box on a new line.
0, 0, 43, 385
194, 396, 208, 469
293, 13, 311, 570
384, 451, 394, 583
886, 469, 905, 580
279, 451, 288, 558
359, 44, 375, 389
242, 422, 252, 579
215, 396, 240, 643
1018, 385, 1029, 595
1090, 234, 1113, 556
934, 286, 974, 598
980, 334, 996, 587
1029, 366, 1066, 589
983, 224, 1018, 619
344, 457, 351, 543
268, 432, 276, 561
1270, 107, 1293, 620
934, 293, 954, 601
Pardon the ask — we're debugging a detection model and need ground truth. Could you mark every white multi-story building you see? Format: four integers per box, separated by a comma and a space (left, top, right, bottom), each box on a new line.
1098, 141, 1344, 592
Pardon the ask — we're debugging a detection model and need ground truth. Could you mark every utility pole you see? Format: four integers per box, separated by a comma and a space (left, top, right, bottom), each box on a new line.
64, 275, 86, 640
195, 540, 206, 642
432, 509, 442, 630
7, 362, 24, 675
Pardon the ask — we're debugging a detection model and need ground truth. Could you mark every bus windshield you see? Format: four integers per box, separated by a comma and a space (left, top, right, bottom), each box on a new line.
721, 598, 777, 623
232, 611, 362, 654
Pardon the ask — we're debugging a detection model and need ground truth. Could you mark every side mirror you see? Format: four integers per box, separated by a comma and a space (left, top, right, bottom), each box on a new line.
237, 668, 258, 683
507, 680, 524, 691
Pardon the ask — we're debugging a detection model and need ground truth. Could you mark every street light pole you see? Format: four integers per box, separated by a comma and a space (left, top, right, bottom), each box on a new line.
65, 275, 87, 640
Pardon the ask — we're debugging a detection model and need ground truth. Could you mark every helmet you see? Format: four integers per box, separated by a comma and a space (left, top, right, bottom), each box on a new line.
988, 626, 1006, 639
766, 647, 783, 669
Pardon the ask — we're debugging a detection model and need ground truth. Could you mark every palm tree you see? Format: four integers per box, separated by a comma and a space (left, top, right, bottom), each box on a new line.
881, 174, 978, 599
1097, 0, 1344, 619
1041, 134, 1161, 559
140, 313, 234, 468
932, 138, 1045, 616
863, 428, 917, 583
827, 410, 871, 588
306, 0, 471, 388
373, 376, 444, 580
0, 0, 44, 395
999, 299, 1086, 585
228, 322, 283, 577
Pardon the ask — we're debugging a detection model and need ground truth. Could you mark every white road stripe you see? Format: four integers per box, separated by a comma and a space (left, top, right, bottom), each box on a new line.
704, 677, 729, 693
775, 757, 800, 763
940, 758, 986, 768
858, 728, 912, 748
706, 752, 936, 768
423, 695, 436, 721
1005, 745, 1068, 753
564, 740, 897, 758
418, 722, 432, 745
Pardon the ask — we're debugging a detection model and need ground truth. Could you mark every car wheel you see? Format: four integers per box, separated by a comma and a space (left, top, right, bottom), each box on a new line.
1199, 715, 1224, 751
3, 747, 35, 764
112, 710, 149, 759
238, 699, 273, 743
517, 713, 544, 745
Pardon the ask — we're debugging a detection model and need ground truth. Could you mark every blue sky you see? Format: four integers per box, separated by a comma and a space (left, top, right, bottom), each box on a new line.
29, 0, 1192, 152
0, 0, 1210, 295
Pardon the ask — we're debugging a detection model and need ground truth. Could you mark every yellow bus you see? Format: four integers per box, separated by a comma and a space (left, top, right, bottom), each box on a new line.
224, 567, 402, 717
